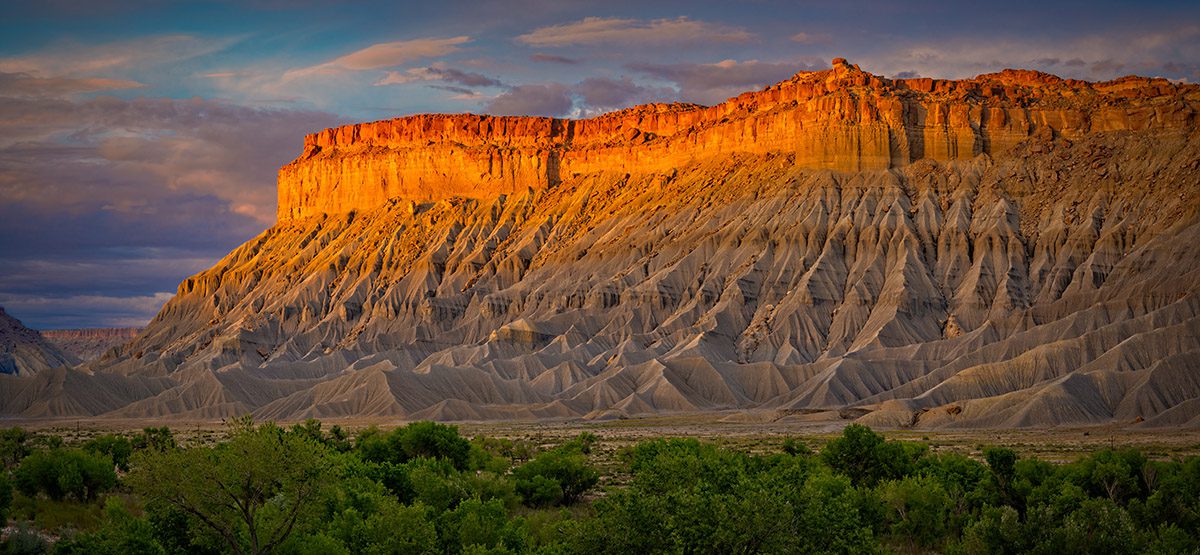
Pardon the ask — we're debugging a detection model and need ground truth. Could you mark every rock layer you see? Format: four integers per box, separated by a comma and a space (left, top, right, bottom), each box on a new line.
4, 61, 1200, 428
280, 59, 1197, 220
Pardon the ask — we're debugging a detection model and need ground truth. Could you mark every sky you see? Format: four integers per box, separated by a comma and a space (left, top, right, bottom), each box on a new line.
0, 0, 1197, 329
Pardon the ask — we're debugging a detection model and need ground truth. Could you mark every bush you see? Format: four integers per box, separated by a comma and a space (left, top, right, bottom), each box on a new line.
1, 522, 49, 555
0, 428, 30, 469
513, 446, 598, 507
82, 435, 133, 472
132, 427, 175, 452
13, 448, 116, 501
0, 470, 11, 524
52, 498, 165, 555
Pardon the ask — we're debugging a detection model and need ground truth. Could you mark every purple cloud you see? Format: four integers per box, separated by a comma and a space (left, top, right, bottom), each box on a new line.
573, 76, 675, 112
629, 59, 818, 105
485, 83, 573, 117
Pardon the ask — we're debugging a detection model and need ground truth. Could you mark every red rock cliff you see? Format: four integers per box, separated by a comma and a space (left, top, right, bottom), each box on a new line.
278, 59, 1199, 221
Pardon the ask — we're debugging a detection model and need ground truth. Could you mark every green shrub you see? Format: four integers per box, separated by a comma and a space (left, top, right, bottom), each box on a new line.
82, 435, 133, 472
13, 449, 116, 501
513, 447, 598, 507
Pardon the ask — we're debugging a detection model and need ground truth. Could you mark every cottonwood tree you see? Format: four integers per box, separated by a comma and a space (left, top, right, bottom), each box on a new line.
128, 419, 330, 555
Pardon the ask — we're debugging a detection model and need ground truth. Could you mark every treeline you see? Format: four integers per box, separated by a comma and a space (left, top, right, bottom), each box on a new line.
0, 421, 1198, 554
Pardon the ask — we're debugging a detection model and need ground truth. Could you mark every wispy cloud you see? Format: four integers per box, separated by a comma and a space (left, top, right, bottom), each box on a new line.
529, 53, 580, 65
375, 62, 502, 88
284, 36, 471, 80
0, 72, 143, 97
852, 25, 1200, 81
0, 34, 232, 78
517, 17, 753, 47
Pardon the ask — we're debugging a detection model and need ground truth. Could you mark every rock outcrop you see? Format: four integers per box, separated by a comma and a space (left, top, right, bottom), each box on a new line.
0, 307, 77, 376
4, 60, 1200, 428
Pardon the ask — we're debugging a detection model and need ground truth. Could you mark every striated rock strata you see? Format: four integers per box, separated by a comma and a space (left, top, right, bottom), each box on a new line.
4, 60, 1200, 428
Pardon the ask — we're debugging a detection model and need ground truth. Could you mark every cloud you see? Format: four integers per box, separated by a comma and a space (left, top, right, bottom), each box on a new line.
375, 63, 502, 88
0, 34, 230, 78
629, 59, 817, 105
573, 76, 675, 113
852, 26, 1200, 81
0, 72, 143, 97
0, 291, 175, 329
285, 36, 470, 80
516, 17, 753, 47
790, 32, 831, 45
530, 53, 580, 65
0, 89, 342, 328
485, 83, 573, 117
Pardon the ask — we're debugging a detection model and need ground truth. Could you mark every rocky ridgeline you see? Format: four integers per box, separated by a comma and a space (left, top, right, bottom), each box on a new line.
278, 58, 1197, 220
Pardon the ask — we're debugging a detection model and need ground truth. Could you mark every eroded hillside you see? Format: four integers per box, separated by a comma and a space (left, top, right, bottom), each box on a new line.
4, 60, 1199, 427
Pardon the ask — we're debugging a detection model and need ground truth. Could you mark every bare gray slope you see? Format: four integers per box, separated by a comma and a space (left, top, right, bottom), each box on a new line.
0, 307, 76, 376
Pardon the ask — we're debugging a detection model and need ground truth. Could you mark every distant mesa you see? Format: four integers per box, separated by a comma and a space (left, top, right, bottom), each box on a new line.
41, 327, 143, 362
3, 60, 1200, 428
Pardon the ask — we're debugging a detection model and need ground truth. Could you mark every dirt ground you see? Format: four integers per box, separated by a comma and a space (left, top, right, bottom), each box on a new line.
7, 411, 1199, 467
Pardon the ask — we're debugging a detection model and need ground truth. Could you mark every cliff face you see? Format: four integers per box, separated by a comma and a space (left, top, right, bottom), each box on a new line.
5, 61, 1200, 428
279, 59, 1198, 221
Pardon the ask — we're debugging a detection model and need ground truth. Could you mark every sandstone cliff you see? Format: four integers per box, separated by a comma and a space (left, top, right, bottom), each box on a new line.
5, 61, 1200, 428
279, 58, 1196, 220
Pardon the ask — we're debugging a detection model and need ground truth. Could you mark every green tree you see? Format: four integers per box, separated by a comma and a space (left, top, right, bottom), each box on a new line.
13, 448, 116, 501
128, 421, 330, 555
357, 422, 472, 470
821, 424, 919, 487
879, 475, 952, 549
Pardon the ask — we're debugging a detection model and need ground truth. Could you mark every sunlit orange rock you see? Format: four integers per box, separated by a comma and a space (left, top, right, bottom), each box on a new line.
278, 59, 1198, 221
